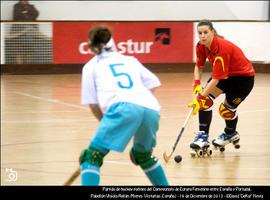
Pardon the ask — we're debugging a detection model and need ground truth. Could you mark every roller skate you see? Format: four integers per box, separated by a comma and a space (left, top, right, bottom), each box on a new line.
212, 131, 240, 152
190, 131, 212, 157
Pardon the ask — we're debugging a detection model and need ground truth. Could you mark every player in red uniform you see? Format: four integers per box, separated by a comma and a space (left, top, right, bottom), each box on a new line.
188, 19, 255, 154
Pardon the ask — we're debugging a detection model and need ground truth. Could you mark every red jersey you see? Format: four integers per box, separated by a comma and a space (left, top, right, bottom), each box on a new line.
196, 36, 255, 79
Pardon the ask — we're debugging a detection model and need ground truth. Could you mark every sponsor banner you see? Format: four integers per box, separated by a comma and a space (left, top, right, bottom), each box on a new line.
53, 22, 193, 64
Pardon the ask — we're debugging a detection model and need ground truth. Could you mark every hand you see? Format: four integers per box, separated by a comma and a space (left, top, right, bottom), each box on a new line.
188, 98, 200, 115
193, 80, 202, 96
188, 95, 210, 115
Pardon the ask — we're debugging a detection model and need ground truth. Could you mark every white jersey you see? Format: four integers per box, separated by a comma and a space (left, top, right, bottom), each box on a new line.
81, 51, 161, 113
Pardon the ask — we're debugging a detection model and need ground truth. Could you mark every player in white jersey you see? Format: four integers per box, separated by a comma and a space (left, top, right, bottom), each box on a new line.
79, 26, 169, 186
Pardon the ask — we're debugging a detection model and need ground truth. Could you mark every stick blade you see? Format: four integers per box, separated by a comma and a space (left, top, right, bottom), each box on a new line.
163, 152, 171, 163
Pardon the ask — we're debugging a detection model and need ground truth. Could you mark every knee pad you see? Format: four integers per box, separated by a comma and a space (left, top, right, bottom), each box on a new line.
200, 94, 214, 111
219, 102, 237, 120
79, 146, 107, 167
129, 148, 158, 170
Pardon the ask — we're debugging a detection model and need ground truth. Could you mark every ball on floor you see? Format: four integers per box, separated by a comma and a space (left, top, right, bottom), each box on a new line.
174, 155, 182, 163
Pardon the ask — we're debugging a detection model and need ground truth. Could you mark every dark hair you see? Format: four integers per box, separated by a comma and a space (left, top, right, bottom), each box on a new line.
88, 26, 112, 55
197, 19, 224, 38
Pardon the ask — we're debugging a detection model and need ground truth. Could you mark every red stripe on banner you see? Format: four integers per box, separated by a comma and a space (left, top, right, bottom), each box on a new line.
53, 22, 193, 64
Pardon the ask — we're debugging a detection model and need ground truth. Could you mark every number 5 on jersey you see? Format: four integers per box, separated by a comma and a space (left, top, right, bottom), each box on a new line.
109, 64, 134, 89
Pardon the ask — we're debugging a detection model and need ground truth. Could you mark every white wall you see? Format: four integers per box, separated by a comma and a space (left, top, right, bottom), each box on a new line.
1, 1, 269, 21
193, 22, 270, 63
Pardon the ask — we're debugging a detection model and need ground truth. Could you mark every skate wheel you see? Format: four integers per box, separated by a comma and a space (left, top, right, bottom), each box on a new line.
234, 144, 240, 149
198, 150, 203, 157
207, 149, 212, 156
220, 147, 225, 152
233, 139, 240, 144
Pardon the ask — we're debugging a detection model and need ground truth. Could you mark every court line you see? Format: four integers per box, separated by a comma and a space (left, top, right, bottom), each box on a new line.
1, 138, 90, 146
2, 119, 97, 123
2, 108, 269, 120
13, 91, 270, 117
14, 91, 88, 111
160, 109, 270, 119
2, 111, 269, 123
2, 110, 89, 114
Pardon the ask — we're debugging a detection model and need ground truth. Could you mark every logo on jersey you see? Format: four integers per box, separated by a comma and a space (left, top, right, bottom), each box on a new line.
213, 56, 225, 72
155, 28, 170, 45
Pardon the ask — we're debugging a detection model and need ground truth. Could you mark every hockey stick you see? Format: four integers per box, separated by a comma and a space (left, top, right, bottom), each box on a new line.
64, 167, 80, 186
163, 108, 193, 163
163, 77, 212, 163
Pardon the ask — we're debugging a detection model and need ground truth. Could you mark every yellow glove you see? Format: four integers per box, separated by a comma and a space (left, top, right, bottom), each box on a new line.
193, 84, 203, 96
189, 80, 202, 115
188, 98, 200, 115
188, 95, 211, 115
193, 80, 202, 95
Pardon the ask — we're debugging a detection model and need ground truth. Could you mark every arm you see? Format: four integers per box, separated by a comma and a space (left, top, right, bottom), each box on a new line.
149, 87, 160, 99
89, 104, 103, 121
27, 5, 39, 20
81, 61, 100, 115
193, 42, 206, 86
194, 65, 203, 82
149, 88, 156, 93
188, 78, 219, 115
13, 4, 25, 20
192, 65, 204, 95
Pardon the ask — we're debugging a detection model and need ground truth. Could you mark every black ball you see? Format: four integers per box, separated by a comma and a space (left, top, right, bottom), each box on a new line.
174, 155, 182, 163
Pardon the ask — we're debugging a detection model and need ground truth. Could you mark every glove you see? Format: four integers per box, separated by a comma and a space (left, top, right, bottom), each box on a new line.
188, 94, 209, 115
193, 80, 203, 96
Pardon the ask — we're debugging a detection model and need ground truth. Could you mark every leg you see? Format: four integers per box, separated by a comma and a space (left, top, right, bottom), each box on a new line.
132, 108, 169, 186
218, 76, 254, 135
212, 102, 240, 149
198, 85, 223, 135
213, 76, 254, 150
190, 94, 216, 150
80, 103, 145, 185
190, 86, 223, 157
223, 99, 239, 135
199, 110, 212, 134
91, 103, 143, 152
79, 144, 109, 186
130, 148, 168, 186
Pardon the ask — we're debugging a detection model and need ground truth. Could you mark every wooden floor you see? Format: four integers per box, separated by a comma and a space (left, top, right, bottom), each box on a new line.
1, 72, 270, 186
